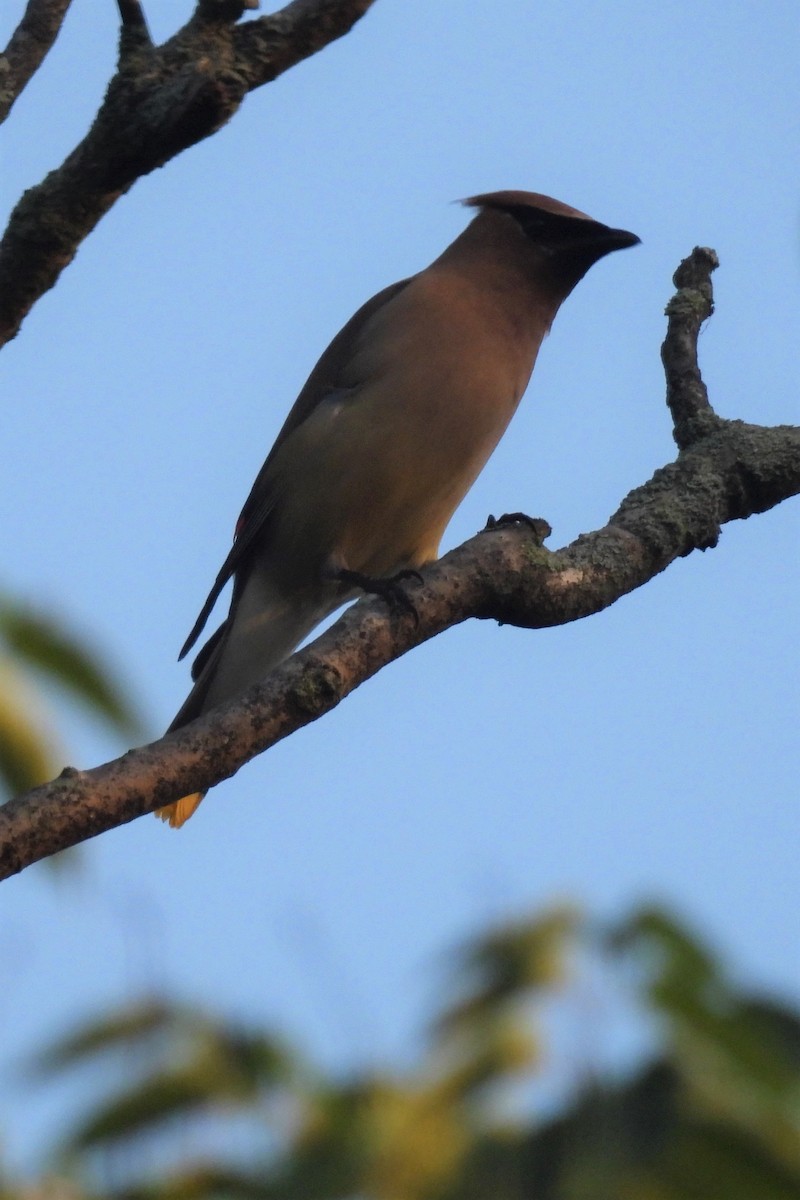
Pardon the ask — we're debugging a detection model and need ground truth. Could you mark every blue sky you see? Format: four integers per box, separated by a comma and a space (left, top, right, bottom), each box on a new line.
1, 0, 798, 1173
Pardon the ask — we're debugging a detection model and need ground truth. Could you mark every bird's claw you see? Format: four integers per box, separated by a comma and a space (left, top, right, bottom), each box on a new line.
335, 568, 422, 627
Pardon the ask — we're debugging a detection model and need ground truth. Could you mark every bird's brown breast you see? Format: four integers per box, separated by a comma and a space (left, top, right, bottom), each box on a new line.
265, 265, 546, 579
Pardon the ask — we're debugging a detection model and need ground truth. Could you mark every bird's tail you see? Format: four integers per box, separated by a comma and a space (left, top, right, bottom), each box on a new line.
156, 571, 341, 828
155, 791, 205, 828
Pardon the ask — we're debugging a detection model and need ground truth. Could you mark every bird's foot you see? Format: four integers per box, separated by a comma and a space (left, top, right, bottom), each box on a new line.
334, 568, 423, 626
484, 512, 552, 546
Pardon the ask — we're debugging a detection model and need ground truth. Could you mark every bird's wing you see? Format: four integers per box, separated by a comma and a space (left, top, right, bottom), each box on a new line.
178, 277, 412, 661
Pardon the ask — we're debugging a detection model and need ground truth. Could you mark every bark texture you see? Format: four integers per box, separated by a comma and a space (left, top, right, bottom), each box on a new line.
1, 249, 798, 879
0, 0, 73, 123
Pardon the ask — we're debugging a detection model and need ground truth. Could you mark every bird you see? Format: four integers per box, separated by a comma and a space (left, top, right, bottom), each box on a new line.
156, 190, 639, 827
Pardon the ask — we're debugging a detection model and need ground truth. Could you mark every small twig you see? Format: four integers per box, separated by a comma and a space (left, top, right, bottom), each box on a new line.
117, 0, 147, 26
0, 0, 74, 124
116, 0, 153, 58
661, 246, 723, 450
194, 0, 260, 23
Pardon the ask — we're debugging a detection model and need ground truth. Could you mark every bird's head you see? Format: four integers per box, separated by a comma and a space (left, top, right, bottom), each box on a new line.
462, 189, 640, 294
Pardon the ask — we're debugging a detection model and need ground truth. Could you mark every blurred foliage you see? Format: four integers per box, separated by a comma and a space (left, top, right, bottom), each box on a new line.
1, 905, 798, 1198
0, 591, 145, 801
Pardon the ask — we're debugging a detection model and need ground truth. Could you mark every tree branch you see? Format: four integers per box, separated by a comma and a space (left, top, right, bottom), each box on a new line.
0, 0, 73, 124
116, 0, 153, 60
231, 0, 376, 90
194, 0, 261, 24
661, 246, 725, 449
1, 250, 798, 880
0, 0, 377, 348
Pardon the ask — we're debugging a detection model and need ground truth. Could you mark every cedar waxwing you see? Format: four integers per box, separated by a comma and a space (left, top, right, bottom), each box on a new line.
157, 191, 639, 827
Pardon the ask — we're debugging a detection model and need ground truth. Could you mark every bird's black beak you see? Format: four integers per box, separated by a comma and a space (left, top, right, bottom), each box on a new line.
598, 226, 641, 251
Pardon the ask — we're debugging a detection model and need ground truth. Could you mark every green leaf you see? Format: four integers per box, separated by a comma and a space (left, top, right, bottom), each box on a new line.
0, 658, 63, 793
64, 1066, 244, 1150
32, 999, 180, 1075
0, 595, 144, 738
437, 906, 579, 1036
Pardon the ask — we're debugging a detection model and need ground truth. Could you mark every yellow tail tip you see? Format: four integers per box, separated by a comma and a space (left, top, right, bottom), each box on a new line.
154, 792, 206, 829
